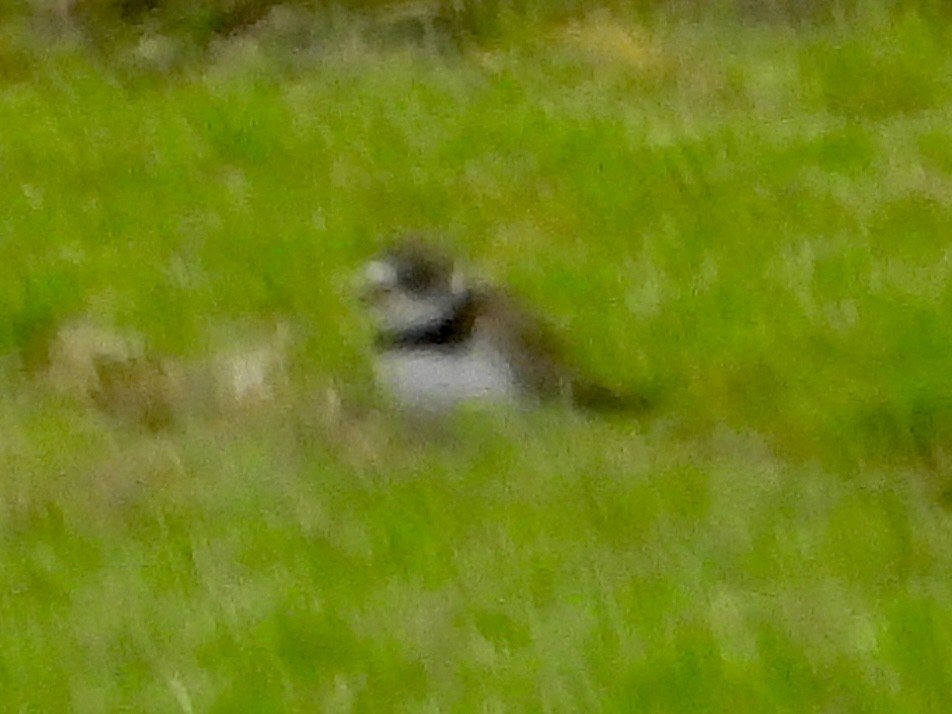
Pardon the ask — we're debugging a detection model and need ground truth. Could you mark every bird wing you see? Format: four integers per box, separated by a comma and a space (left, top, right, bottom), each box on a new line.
469, 288, 580, 403
471, 287, 654, 413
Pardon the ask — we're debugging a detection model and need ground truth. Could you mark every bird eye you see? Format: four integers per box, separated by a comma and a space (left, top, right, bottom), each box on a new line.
400, 264, 434, 293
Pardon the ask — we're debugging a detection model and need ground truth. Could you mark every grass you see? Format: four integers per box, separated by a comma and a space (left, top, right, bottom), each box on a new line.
2, 5, 952, 711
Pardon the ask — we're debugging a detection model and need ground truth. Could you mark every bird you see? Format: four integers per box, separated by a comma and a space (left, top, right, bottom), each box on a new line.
359, 237, 651, 415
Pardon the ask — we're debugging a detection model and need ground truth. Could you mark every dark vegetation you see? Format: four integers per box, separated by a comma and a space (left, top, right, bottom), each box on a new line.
18, 0, 952, 50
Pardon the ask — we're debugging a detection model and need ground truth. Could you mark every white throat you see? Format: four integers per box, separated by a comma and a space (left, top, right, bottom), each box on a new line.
375, 339, 517, 413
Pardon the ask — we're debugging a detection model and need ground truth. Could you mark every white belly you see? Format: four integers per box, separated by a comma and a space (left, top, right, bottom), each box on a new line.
375, 346, 517, 412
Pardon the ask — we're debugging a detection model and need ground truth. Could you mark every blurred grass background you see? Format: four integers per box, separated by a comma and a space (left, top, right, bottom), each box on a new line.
2, 0, 952, 710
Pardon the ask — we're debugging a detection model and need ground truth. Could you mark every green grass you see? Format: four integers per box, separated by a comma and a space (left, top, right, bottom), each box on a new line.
3, 6, 952, 711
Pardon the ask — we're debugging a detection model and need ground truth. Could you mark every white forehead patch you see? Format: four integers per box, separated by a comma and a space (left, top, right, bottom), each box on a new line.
364, 260, 398, 287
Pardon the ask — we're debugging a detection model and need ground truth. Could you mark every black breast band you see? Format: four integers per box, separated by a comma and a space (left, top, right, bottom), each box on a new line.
376, 291, 477, 350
